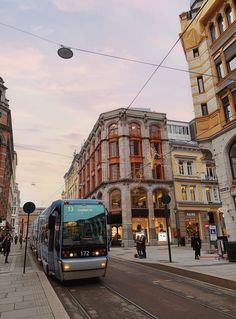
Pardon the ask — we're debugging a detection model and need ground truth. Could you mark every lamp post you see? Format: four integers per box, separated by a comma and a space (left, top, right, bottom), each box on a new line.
161, 195, 172, 263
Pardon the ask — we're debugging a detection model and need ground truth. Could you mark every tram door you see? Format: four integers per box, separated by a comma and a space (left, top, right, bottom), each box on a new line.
48, 211, 60, 275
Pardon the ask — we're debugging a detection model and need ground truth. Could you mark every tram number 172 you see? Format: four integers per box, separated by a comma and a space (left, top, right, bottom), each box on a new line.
81, 250, 90, 256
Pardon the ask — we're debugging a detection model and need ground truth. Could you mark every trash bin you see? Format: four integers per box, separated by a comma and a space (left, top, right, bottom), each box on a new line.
226, 241, 236, 262
180, 237, 185, 246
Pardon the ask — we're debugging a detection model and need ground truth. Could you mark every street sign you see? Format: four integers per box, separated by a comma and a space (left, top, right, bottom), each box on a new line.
209, 225, 217, 241
23, 202, 36, 214
161, 195, 171, 205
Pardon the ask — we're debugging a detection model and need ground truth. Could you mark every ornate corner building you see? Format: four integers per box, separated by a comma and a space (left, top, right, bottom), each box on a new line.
179, 0, 236, 240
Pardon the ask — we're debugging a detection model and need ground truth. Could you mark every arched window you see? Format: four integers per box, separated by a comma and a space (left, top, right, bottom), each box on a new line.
152, 164, 163, 179
225, 5, 233, 25
110, 189, 121, 210
149, 125, 161, 139
129, 122, 141, 137
108, 123, 118, 138
229, 142, 236, 179
209, 23, 216, 42
131, 188, 147, 208
217, 14, 224, 34
152, 189, 166, 209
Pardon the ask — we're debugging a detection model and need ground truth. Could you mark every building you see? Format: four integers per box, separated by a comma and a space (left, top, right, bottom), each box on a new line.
179, 0, 236, 240
168, 120, 223, 245
64, 108, 176, 247
0, 77, 15, 234
11, 182, 20, 235
18, 207, 45, 238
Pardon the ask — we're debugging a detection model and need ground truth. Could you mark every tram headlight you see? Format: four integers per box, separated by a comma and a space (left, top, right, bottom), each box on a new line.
95, 251, 100, 256
63, 264, 70, 271
101, 262, 106, 268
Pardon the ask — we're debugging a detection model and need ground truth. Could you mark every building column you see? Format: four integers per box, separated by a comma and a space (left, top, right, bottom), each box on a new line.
121, 186, 133, 248
147, 189, 157, 245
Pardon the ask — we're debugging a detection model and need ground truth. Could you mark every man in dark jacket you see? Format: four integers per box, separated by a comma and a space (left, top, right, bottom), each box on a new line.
191, 233, 201, 260
2, 234, 11, 263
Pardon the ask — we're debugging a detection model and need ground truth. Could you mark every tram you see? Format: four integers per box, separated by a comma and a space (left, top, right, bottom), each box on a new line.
30, 199, 109, 281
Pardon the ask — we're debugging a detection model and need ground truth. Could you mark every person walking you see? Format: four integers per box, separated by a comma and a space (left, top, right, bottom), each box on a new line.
2, 234, 11, 263
19, 234, 23, 248
14, 234, 18, 245
140, 234, 146, 259
191, 233, 201, 260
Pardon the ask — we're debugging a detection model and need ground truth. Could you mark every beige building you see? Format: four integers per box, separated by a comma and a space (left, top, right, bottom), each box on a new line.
180, 0, 236, 240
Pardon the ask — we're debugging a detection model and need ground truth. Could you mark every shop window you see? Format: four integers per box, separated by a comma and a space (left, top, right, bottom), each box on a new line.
197, 76, 205, 93
201, 103, 208, 116
131, 188, 147, 208
152, 189, 166, 209
110, 189, 121, 210
229, 142, 236, 179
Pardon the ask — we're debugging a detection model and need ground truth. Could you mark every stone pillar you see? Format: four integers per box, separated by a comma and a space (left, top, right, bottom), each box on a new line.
147, 189, 157, 245
121, 186, 134, 248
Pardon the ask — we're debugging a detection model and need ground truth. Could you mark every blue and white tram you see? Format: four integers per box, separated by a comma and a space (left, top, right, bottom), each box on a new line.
31, 199, 109, 281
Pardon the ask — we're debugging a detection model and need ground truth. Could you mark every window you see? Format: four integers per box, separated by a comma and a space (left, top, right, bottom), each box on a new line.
130, 140, 141, 156
201, 103, 208, 116
225, 5, 233, 26
152, 165, 162, 179
150, 142, 161, 160
224, 41, 236, 72
110, 164, 119, 180
197, 76, 205, 93
187, 161, 193, 175
131, 188, 147, 208
213, 188, 219, 201
181, 186, 187, 201
190, 186, 196, 201
229, 142, 236, 179
221, 95, 232, 122
129, 123, 141, 136
152, 189, 166, 209
206, 187, 212, 202
209, 23, 216, 42
193, 48, 199, 58
110, 141, 119, 157
110, 189, 121, 210
217, 14, 224, 34
206, 163, 216, 179
150, 125, 161, 139
108, 123, 118, 137
215, 56, 225, 80
131, 163, 143, 179
178, 160, 184, 175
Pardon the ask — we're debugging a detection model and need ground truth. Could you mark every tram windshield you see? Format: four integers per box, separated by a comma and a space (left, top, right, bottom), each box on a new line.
62, 204, 107, 246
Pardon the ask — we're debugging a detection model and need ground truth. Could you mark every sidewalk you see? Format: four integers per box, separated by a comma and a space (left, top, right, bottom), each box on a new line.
109, 243, 236, 290
0, 242, 69, 319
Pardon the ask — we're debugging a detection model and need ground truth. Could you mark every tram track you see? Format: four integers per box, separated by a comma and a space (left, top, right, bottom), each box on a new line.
51, 278, 160, 319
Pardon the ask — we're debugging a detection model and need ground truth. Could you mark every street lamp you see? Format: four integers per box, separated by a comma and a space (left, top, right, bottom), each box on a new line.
57, 46, 73, 59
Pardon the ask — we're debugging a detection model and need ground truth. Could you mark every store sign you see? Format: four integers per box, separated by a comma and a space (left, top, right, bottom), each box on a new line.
209, 225, 217, 241
186, 212, 196, 217
158, 232, 167, 242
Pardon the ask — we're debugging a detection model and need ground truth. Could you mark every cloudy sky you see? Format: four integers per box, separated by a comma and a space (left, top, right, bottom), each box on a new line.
0, 0, 193, 207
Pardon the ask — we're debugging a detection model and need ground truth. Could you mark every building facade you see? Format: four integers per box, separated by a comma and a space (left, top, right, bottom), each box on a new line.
0, 78, 15, 234
168, 120, 223, 245
64, 108, 177, 247
180, 0, 236, 240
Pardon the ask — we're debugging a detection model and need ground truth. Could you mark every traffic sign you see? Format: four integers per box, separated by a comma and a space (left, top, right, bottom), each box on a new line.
161, 195, 171, 205
23, 202, 36, 214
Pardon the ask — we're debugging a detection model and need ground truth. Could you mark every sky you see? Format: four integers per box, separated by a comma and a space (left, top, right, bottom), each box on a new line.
0, 0, 193, 208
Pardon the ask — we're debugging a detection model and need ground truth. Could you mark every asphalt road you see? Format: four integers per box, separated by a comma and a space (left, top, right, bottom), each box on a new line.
51, 257, 236, 319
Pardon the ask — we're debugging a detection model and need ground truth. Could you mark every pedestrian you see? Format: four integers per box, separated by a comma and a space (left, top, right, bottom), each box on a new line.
191, 233, 201, 260
14, 234, 18, 245
19, 234, 23, 248
2, 233, 11, 263
135, 235, 142, 258
140, 234, 146, 259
